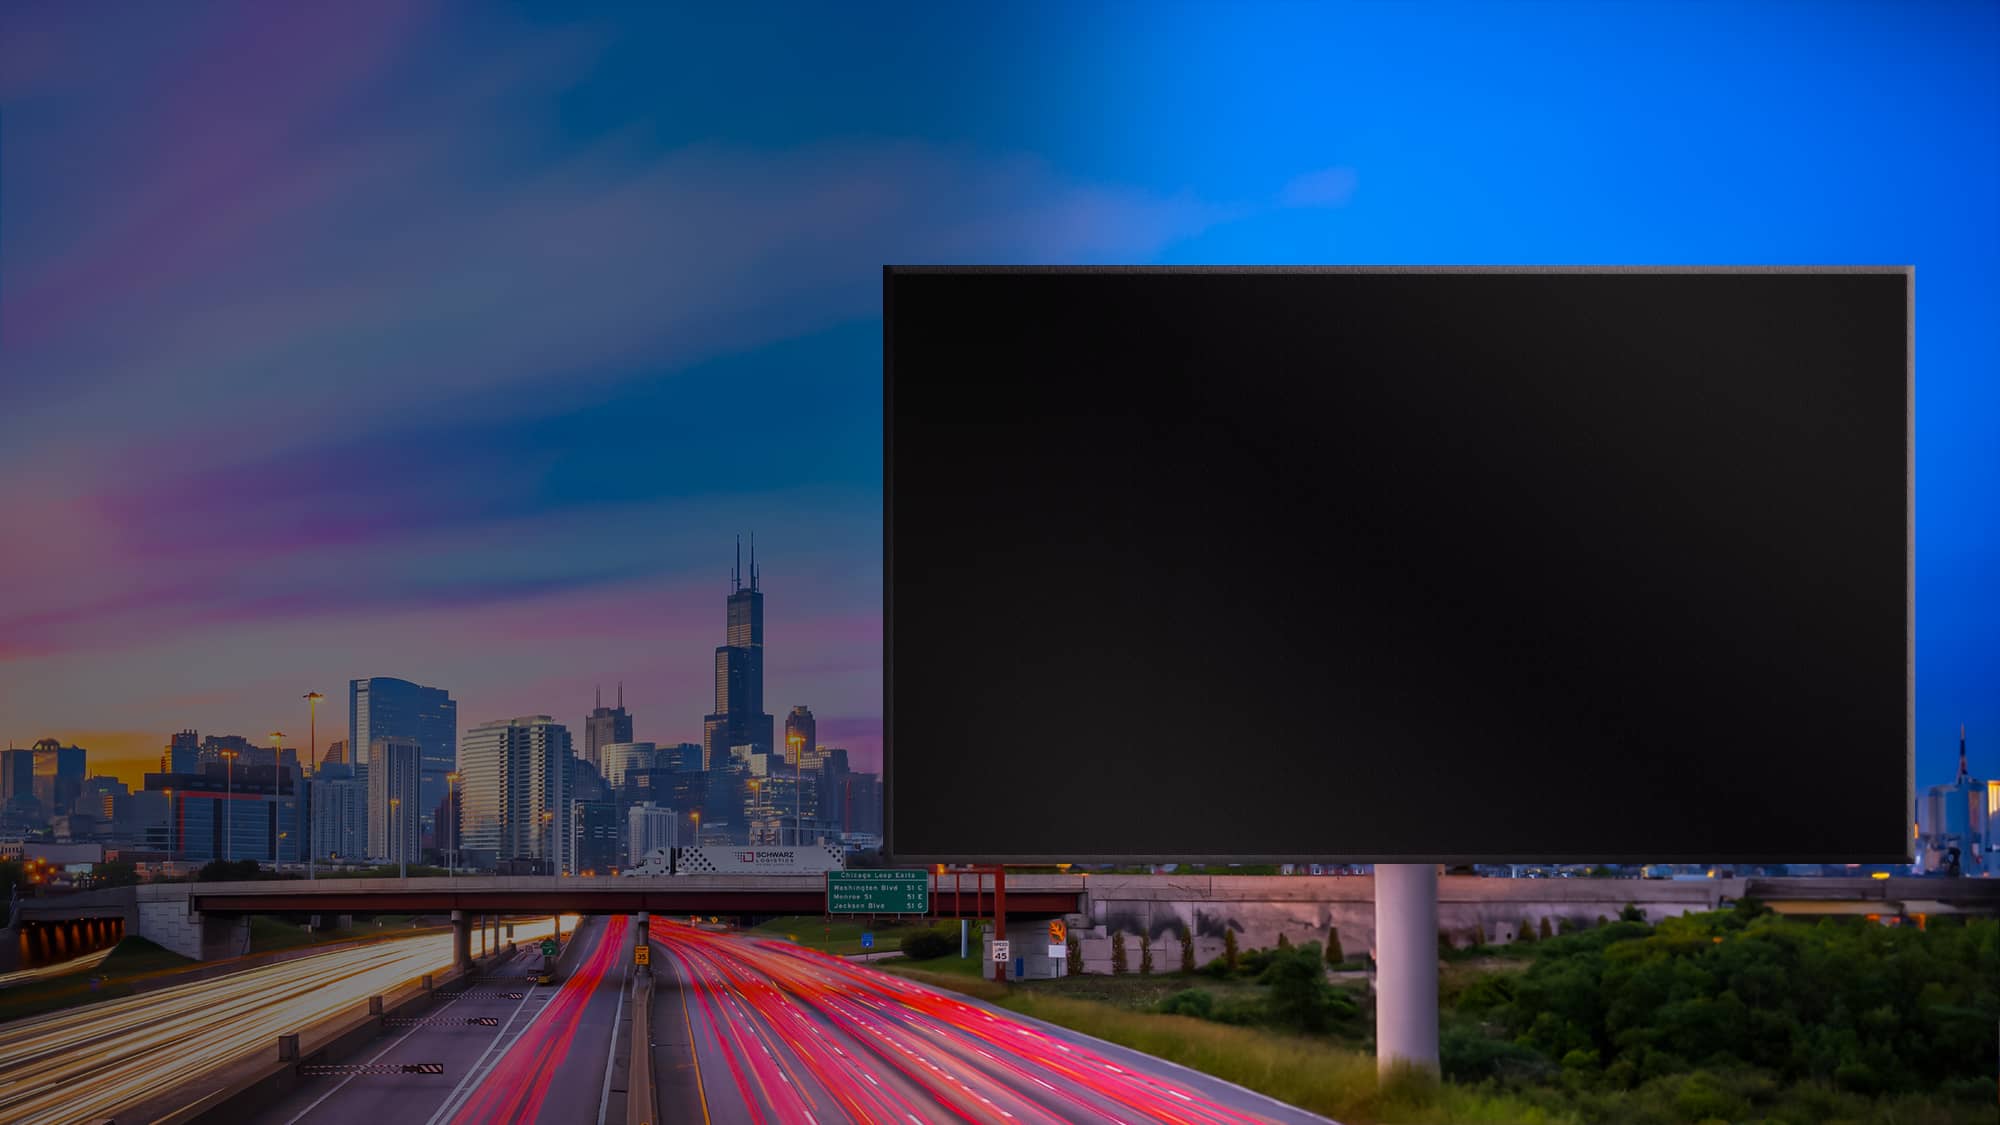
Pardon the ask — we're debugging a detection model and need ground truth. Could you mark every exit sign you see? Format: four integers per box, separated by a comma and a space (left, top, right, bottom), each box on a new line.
826, 869, 930, 915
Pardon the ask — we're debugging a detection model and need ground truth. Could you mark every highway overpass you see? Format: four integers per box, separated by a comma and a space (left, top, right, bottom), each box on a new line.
8, 872, 1996, 968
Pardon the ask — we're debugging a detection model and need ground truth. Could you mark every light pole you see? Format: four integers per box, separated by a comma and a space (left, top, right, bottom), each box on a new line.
164, 786, 175, 868
539, 809, 552, 876
391, 796, 405, 879
689, 810, 700, 850
787, 731, 804, 845
445, 771, 459, 878
220, 750, 237, 863
303, 692, 323, 773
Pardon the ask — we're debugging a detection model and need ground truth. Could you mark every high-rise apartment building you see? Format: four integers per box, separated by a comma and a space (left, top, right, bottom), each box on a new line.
626, 802, 677, 865
323, 739, 348, 767
366, 738, 423, 865
350, 677, 457, 835
460, 716, 573, 872
310, 763, 368, 861
702, 538, 775, 770
582, 684, 634, 775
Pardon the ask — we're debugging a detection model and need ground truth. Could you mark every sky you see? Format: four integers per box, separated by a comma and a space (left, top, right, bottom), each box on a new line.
1, 0, 1994, 794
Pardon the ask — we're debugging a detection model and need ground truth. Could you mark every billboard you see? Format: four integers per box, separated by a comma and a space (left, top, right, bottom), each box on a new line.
886, 267, 1911, 864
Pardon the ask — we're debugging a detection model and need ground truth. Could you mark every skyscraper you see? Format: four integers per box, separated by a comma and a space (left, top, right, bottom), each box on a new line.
582, 684, 635, 775
627, 802, 677, 865
30, 739, 85, 817
323, 739, 348, 766
459, 716, 573, 872
784, 705, 817, 767
366, 738, 422, 866
702, 536, 775, 770
350, 677, 457, 836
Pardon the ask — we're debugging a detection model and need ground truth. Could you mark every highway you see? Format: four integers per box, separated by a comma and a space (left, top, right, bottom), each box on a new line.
0, 917, 568, 1125
650, 919, 1336, 1125
255, 913, 632, 1125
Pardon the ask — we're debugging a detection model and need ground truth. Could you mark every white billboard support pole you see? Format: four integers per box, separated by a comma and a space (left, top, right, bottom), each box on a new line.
1374, 863, 1440, 1077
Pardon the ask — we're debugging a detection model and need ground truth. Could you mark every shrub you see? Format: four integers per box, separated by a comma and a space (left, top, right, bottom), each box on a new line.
1066, 933, 1083, 975
1222, 928, 1239, 972
1538, 916, 1554, 941
898, 926, 955, 961
1517, 916, 1536, 943
1158, 988, 1215, 1018
1111, 931, 1128, 974
1324, 925, 1343, 964
1618, 902, 1646, 923
1262, 941, 1352, 1033
1471, 924, 1487, 948
1140, 932, 1154, 976
1179, 923, 1196, 974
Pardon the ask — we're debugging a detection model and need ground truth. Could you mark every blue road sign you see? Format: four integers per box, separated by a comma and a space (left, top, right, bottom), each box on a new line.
861, 932, 874, 950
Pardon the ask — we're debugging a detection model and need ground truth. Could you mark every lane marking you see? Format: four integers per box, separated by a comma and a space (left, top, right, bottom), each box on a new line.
422, 950, 558, 1125
671, 938, 714, 1125
595, 938, 631, 1125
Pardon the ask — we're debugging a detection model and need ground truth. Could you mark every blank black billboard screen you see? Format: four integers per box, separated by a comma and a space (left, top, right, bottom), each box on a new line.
886, 267, 1910, 864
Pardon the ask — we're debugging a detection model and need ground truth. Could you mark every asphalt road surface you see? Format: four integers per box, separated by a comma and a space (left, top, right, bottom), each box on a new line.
255, 913, 631, 1125
0, 918, 563, 1125
649, 918, 1338, 1125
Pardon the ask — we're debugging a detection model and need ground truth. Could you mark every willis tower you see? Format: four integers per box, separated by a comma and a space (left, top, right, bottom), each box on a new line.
703, 536, 776, 770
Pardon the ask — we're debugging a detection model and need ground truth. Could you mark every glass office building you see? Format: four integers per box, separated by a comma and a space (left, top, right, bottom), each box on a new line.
350, 677, 456, 836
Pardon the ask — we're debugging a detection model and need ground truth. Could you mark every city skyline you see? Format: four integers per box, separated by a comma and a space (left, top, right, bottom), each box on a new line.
2, 2, 1994, 796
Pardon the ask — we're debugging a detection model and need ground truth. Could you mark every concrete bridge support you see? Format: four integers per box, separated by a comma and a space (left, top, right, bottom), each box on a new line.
452, 910, 471, 971
1374, 864, 1440, 1078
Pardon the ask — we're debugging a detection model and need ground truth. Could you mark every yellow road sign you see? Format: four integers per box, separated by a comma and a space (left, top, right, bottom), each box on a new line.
634, 944, 651, 966
1049, 920, 1066, 943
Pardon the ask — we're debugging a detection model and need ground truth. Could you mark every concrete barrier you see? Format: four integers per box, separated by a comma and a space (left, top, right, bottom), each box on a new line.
108, 948, 509, 1125
626, 972, 656, 1125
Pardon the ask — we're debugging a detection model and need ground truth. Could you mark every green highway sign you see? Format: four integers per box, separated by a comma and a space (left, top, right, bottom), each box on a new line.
540, 940, 558, 956
826, 869, 930, 915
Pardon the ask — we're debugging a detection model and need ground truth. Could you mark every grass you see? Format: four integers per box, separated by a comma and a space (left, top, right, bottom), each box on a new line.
0, 936, 192, 1025
886, 967, 1570, 1125
749, 915, 934, 956
246, 913, 439, 953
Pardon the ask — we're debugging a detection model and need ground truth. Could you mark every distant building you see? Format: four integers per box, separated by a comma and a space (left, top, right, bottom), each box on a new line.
664, 742, 704, 773
350, 677, 456, 835
366, 738, 422, 866
1, 748, 40, 820
167, 730, 200, 774
784, 706, 816, 767
460, 715, 573, 872
601, 742, 657, 789
626, 802, 677, 865
199, 734, 260, 768
143, 763, 302, 864
570, 800, 621, 875
835, 772, 883, 838
31, 739, 86, 816
311, 763, 368, 862
1915, 726, 1989, 877
730, 743, 770, 777
322, 738, 348, 767
702, 538, 775, 769
582, 684, 635, 776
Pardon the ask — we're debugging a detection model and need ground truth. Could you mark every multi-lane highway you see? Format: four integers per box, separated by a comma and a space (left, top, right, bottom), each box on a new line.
0, 917, 565, 1125
253, 912, 631, 1125
650, 918, 1335, 1125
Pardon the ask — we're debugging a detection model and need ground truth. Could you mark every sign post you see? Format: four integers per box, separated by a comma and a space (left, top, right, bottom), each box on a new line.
1048, 919, 1066, 959
826, 869, 930, 915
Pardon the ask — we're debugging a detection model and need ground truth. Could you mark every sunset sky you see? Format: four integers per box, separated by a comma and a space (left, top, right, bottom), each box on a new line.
2, 1, 1994, 793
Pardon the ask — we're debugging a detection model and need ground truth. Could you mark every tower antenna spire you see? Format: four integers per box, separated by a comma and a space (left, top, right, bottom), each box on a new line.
751, 532, 758, 591
618, 681, 624, 709
734, 534, 742, 590
595, 684, 602, 709
1959, 724, 1970, 782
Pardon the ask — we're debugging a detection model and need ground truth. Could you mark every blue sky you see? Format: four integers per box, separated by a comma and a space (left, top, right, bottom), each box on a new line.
1, 0, 1993, 794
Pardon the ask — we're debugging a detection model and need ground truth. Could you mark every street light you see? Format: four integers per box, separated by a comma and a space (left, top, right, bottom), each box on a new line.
219, 750, 238, 863
445, 771, 459, 878
391, 796, 405, 879
787, 731, 804, 846
541, 809, 554, 876
303, 692, 323, 773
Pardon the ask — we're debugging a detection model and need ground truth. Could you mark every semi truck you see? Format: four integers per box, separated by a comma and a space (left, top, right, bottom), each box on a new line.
621, 841, 847, 877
